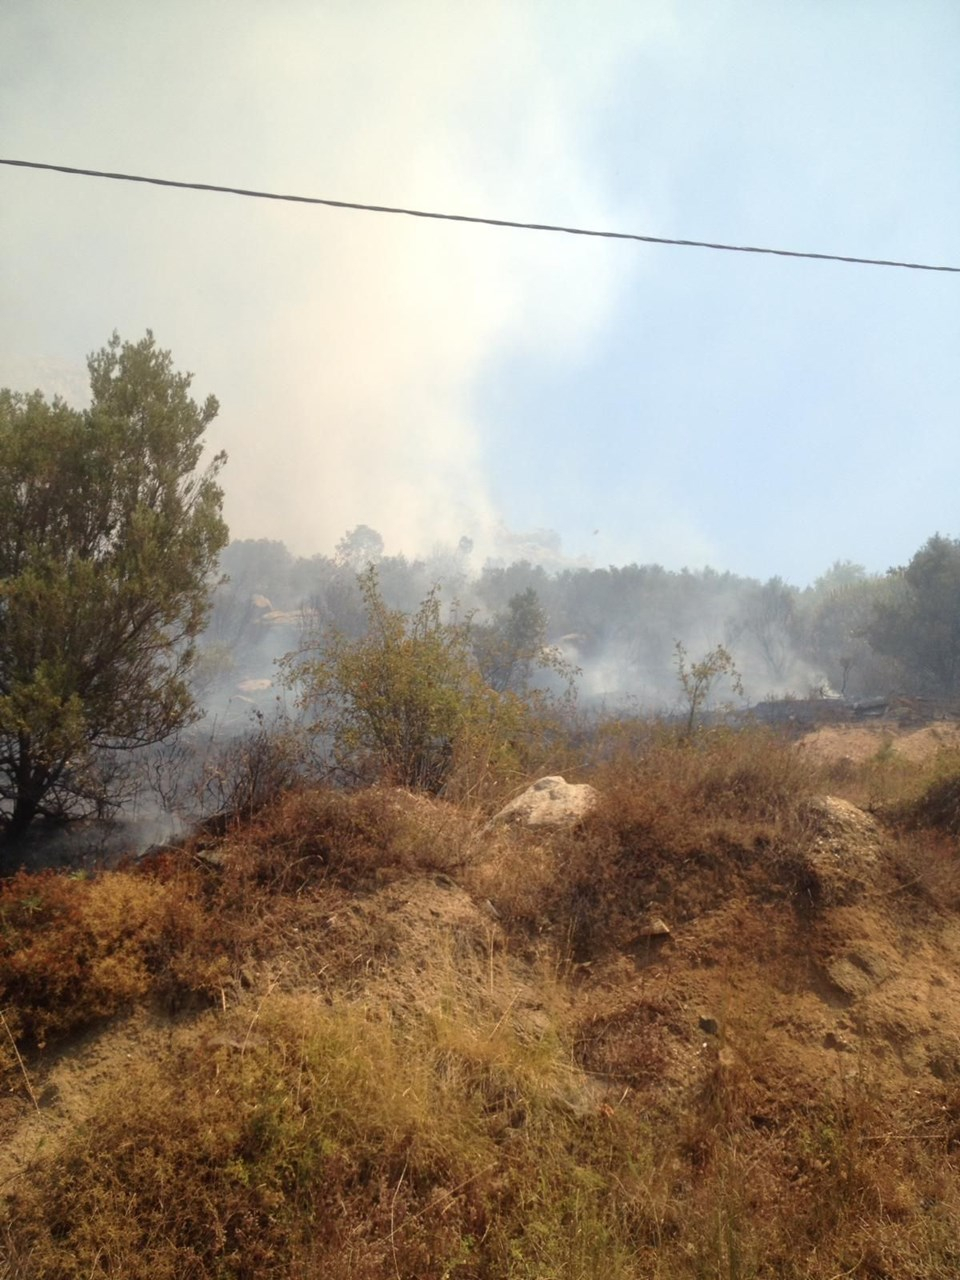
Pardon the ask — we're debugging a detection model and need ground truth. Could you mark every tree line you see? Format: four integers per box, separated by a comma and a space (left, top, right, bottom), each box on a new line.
208, 528, 960, 713
3, 329, 960, 850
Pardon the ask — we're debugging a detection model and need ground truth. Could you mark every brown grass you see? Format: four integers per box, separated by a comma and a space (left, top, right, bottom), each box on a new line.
485, 724, 826, 960
218, 784, 476, 891
4, 723, 960, 1278
0, 865, 228, 1065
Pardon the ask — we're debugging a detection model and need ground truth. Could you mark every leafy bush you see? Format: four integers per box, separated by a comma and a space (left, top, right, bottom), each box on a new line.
674, 640, 744, 734
283, 567, 573, 799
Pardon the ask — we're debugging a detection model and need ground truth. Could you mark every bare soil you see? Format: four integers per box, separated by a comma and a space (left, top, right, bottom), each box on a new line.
797, 720, 960, 765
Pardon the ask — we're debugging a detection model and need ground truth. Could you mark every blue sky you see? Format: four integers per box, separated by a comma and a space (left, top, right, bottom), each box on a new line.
1, 0, 958, 586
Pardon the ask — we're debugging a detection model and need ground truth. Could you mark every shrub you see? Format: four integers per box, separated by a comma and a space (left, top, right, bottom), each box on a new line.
192, 710, 312, 824
674, 641, 744, 734
893, 767, 960, 837
0, 866, 228, 1064
283, 567, 572, 799
218, 786, 473, 894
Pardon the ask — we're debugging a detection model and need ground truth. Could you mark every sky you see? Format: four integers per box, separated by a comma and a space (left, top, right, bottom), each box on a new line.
1, 0, 958, 587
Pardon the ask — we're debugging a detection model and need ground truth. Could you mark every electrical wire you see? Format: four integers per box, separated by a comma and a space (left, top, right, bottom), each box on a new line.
2, 156, 958, 274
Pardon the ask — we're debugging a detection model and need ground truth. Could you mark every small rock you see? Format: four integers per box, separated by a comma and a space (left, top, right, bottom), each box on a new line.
698, 1016, 719, 1036
236, 677, 272, 694
194, 847, 227, 870
636, 917, 671, 938
824, 948, 894, 1001
824, 1030, 853, 1053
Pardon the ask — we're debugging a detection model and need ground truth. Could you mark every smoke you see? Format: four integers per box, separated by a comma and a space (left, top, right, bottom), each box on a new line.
0, 0, 665, 563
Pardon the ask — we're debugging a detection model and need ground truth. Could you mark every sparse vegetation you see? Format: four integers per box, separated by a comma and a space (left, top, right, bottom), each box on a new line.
674, 641, 744, 735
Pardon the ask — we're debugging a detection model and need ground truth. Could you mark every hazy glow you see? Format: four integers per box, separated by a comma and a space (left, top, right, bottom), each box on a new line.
2, 1, 958, 582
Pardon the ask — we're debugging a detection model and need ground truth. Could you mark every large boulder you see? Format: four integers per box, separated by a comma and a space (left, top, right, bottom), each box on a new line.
492, 776, 599, 828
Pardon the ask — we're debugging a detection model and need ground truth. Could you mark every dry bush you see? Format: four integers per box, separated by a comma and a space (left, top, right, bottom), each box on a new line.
0, 867, 229, 1062
190, 712, 314, 824
216, 785, 477, 896
0, 785, 480, 1088
593, 1002, 960, 1279
661, 723, 822, 825
887, 828, 960, 913
585, 719, 822, 826
870, 757, 960, 913
489, 724, 822, 960
462, 825, 564, 947
441, 700, 579, 815
890, 756, 960, 836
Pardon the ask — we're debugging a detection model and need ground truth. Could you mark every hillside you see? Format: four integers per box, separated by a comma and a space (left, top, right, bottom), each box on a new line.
2, 725, 960, 1278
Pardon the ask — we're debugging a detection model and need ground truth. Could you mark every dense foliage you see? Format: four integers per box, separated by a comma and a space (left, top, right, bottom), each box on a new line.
0, 333, 227, 844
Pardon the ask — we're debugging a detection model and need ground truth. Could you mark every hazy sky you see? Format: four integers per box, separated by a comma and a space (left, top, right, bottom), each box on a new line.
2, 0, 958, 586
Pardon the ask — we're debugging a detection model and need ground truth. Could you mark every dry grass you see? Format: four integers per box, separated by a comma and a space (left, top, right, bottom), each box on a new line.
219, 784, 477, 891
0, 786, 487, 1081
9, 986, 955, 1279
481, 724, 827, 960
1, 983, 653, 1278
3, 723, 960, 1277
889, 754, 960, 836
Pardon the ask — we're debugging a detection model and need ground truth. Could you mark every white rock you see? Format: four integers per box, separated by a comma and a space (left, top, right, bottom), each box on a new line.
492, 776, 599, 828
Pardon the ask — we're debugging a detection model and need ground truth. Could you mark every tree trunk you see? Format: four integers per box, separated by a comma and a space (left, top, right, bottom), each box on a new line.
1, 734, 44, 848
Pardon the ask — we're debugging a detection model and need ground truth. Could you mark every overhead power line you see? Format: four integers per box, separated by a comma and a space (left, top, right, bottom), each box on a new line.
2, 155, 958, 275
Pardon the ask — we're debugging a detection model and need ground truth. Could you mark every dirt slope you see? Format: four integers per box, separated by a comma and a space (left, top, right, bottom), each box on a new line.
798, 719, 960, 766
3, 766, 960, 1277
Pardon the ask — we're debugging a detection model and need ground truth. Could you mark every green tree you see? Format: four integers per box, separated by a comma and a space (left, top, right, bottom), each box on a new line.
0, 332, 228, 844
472, 587, 564, 694
868, 535, 960, 698
798, 562, 897, 698
334, 524, 384, 569
731, 576, 799, 684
